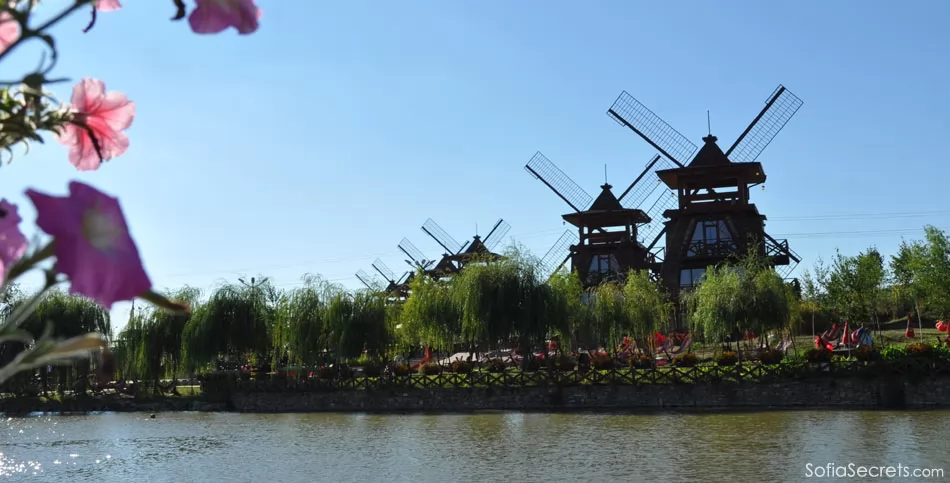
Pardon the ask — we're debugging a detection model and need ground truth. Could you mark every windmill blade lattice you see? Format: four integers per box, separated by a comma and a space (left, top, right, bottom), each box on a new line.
539, 230, 578, 280
355, 269, 378, 289
398, 237, 433, 269
422, 218, 463, 255
371, 258, 396, 283
483, 219, 511, 251
607, 91, 698, 166
525, 151, 593, 212
619, 155, 678, 210
639, 190, 677, 245
726, 85, 803, 162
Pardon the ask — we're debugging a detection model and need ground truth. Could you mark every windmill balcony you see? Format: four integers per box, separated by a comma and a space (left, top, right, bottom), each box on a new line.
765, 237, 792, 265
586, 231, 633, 245
686, 240, 739, 259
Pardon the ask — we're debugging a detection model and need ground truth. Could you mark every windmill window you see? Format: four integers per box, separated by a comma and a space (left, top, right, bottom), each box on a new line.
679, 268, 706, 287
688, 220, 734, 256
589, 254, 620, 274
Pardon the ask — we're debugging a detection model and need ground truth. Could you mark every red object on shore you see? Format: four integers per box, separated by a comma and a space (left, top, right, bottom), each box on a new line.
841, 321, 852, 345
744, 330, 756, 340
815, 336, 834, 351
423, 345, 431, 363
906, 313, 915, 338
936, 321, 949, 333
653, 332, 666, 345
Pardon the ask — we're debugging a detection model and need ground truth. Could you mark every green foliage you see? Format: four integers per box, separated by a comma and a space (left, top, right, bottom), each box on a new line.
621, 270, 671, 347
688, 251, 794, 343
450, 360, 472, 374
804, 348, 833, 363
853, 346, 881, 362
880, 345, 908, 361
716, 351, 738, 366
672, 352, 698, 367
758, 348, 785, 365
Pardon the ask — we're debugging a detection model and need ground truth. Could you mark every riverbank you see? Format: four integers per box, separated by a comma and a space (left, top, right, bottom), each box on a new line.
0, 394, 226, 415
5, 375, 950, 414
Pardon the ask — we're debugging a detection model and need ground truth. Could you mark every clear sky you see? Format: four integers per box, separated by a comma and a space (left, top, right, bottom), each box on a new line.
2, 0, 949, 333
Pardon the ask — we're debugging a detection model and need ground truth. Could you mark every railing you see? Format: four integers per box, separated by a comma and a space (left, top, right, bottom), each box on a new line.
765, 237, 791, 258
201, 358, 950, 395
686, 240, 738, 258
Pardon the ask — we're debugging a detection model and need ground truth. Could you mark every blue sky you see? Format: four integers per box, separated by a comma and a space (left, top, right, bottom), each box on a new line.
2, 1, 949, 332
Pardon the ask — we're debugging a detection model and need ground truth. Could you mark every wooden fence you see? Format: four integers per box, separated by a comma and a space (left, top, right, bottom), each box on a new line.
201, 357, 950, 395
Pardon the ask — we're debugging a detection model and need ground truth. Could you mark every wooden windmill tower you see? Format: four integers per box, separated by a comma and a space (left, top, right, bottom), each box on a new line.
420, 217, 511, 278
370, 258, 411, 299
526, 152, 660, 287
606, 84, 803, 300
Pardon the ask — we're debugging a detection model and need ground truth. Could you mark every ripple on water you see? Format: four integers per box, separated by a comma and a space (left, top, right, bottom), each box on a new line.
3, 410, 950, 483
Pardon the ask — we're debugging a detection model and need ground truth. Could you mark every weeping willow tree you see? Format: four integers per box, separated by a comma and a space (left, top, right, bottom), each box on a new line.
344, 290, 390, 359
14, 290, 111, 393
587, 281, 629, 352
622, 270, 672, 355
689, 250, 795, 354
687, 265, 745, 349
182, 279, 277, 372
452, 258, 521, 351
272, 274, 342, 366
398, 269, 459, 354
116, 287, 201, 393
542, 269, 585, 352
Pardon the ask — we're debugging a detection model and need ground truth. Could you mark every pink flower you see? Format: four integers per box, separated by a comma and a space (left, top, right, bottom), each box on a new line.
25, 181, 152, 310
95, 0, 122, 11
189, 0, 261, 35
57, 78, 135, 171
0, 199, 27, 284
0, 9, 19, 54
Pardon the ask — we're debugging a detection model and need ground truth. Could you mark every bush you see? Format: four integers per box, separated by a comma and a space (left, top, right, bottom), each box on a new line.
853, 346, 881, 362
361, 361, 383, 377
450, 361, 472, 374
523, 357, 543, 372
716, 351, 738, 366
555, 355, 576, 371
630, 355, 653, 369
805, 348, 833, 363
419, 363, 442, 375
486, 359, 507, 373
392, 363, 411, 377
907, 343, 934, 358
672, 353, 698, 367
591, 353, 614, 370
881, 346, 908, 361
759, 348, 785, 365
315, 366, 337, 379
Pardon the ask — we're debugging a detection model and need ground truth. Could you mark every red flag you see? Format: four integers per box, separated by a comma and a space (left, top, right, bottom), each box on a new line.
906, 313, 915, 338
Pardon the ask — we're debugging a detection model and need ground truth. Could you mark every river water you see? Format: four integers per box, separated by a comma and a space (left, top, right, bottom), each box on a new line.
1, 410, 947, 482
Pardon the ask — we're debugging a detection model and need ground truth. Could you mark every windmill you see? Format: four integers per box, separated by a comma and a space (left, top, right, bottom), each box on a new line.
371, 258, 411, 298
525, 152, 655, 287
355, 269, 383, 291
420, 217, 511, 276
606, 84, 804, 299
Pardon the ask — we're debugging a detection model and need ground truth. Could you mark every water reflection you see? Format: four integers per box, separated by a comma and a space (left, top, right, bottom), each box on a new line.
1, 410, 948, 482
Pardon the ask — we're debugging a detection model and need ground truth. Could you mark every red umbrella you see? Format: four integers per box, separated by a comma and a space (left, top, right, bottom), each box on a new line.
936, 320, 949, 333
905, 313, 915, 338
841, 320, 853, 345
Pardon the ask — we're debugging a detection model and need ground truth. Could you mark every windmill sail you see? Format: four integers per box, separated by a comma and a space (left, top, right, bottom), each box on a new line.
726, 85, 803, 162
607, 91, 697, 166
525, 151, 593, 212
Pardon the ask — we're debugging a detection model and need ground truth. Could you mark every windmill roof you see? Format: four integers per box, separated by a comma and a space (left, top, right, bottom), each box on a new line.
688, 135, 731, 167
656, 135, 766, 189
589, 184, 624, 211
561, 184, 651, 227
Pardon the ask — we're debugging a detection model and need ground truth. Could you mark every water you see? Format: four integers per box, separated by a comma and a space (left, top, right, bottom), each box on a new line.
2, 410, 948, 482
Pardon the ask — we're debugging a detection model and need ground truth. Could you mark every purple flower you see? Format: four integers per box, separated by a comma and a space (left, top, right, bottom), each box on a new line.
26, 181, 151, 309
